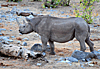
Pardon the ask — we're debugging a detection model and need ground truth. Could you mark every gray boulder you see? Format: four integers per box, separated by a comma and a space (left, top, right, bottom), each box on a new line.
71, 50, 97, 61
31, 43, 50, 52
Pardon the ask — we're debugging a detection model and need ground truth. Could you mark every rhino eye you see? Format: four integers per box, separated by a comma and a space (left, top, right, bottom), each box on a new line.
23, 26, 25, 28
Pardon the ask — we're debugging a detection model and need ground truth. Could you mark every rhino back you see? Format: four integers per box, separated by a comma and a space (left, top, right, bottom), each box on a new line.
49, 17, 77, 42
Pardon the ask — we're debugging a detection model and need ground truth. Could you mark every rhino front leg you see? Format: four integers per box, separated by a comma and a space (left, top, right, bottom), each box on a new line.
41, 36, 48, 54
49, 40, 55, 55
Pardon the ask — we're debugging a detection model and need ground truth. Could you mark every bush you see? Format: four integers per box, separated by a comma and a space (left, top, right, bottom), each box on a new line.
42, 0, 70, 8
8, 0, 22, 2
73, 0, 99, 24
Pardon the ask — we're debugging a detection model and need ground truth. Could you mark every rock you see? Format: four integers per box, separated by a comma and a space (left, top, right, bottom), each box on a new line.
26, 15, 34, 19
55, 58, 58, 61
1, 15, 6, 18
0, 20, 2, 23
37, 63, 42, 66
17, 41, 21, 44
11, 36, 15, 38
98, 49, 100, 52
22, 38, 29, 41
61, 11, 64, 14
88, 64, 94, 67
2, 41, 10, 45
0, 36, 13, 42
31, 43, 50, 52
66, 15, 70, 18
0, 44, 44, 59
0, 42, 2, 47
59, 57, 66, 61
24, 9, 30, 11
0, 33, 3, 35
22, 42, 27, 46
31, 44, 42, 52
92, 50, 100, 59
71, 50, 96, 61
85, 58, 92, 62
0, 28, 6, 32
66, 57, 78, 62
71, 50, 87, 60
92, 50, 100, 56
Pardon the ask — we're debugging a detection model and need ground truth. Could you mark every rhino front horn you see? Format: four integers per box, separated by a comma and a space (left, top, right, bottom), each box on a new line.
16, 18, 20, 25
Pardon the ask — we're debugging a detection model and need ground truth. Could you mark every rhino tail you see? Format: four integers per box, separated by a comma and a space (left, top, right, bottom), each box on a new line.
88, 25, 90, 37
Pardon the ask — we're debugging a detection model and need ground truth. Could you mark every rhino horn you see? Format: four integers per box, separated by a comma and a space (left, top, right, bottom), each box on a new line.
26, 17, 31, 22
16, 18, 20, 25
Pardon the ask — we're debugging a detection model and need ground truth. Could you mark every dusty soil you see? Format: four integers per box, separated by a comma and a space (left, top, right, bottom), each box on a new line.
0, 0, 100, 69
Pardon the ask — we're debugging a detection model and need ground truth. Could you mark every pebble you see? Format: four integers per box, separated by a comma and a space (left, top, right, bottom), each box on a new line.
61, 11, 64, 14
11, 36, 15, 38
0, 42, 2, 47
0, 36, 13, 42
22, 38, 29, 41
0, 20, 2, 23
0, 33, 3, 35
66, 15, 70, 18
17, 41, 21, 44
66, 57, 78, 62
55, 58, 58, 61
0, 28, 6, 32
2, 41, 10, 45
1, 15, 6, 18
59, 57, 66, 61
88, 64, 94, 67
37, 63, 42, 66
31, 43, 50, 52
24, 9, 30, 11
26, 15, 34, 19
22, 42, 27, 46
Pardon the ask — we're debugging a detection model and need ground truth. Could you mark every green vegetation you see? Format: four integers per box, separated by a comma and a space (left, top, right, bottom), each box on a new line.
8, 0, 22, 2
73, 0, 99, 24
42, 0, 70, 8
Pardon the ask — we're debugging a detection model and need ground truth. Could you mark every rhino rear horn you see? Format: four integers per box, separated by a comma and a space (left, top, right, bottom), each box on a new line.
23, 20, 26, 24
16, 18, 20, 25
26, 17, 31, 22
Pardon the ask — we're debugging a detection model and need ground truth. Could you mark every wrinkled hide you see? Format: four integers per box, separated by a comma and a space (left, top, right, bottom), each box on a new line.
17, 15, 94, 55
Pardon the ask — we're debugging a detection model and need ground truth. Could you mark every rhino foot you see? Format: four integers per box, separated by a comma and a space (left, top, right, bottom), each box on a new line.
49, 52, 55, 55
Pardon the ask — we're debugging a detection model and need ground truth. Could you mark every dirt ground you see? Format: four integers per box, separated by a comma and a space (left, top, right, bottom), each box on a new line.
0, 0, 100, 69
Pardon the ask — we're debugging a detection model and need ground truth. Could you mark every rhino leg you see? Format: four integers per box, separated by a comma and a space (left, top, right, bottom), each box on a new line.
85, 37, 94, 52
75, 33, 86, 52
41, 36, 48, 52
49, 40, 55, 55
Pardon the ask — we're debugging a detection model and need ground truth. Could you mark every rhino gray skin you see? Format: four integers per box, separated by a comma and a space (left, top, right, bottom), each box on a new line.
16, 15, 94, 55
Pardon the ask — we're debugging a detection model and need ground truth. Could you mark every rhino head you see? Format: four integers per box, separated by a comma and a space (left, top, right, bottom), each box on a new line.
16, 18, 33, 34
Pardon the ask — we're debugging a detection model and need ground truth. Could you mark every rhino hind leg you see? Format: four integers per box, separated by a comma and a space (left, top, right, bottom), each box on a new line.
49, 40, 55, 55
85, 37, 94, 52
75, 33, 87, 52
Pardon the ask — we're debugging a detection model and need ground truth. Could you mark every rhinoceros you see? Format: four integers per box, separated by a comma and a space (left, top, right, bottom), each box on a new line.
16, 15, 94, 55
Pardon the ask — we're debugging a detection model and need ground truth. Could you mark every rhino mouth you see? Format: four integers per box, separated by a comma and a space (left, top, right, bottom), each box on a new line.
19, 30, 33, 34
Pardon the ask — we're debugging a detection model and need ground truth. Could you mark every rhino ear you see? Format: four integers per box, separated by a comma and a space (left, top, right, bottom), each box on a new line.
26, 18, 31, 22
16, 18, 20, 25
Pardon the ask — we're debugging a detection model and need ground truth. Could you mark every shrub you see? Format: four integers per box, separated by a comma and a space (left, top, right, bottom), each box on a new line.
42, 0, 70, 8
73, 0, 99, 24
8, 0, 22, 2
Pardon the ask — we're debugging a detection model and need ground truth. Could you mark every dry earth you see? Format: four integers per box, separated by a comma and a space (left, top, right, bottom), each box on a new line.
0, 0, 100, 69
